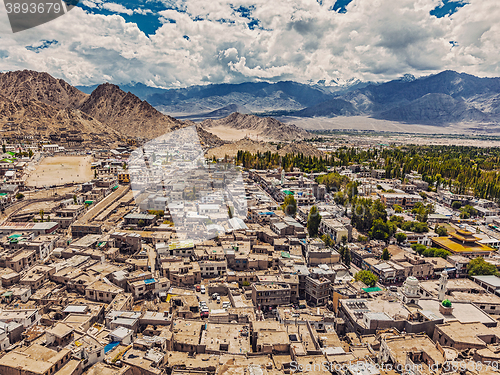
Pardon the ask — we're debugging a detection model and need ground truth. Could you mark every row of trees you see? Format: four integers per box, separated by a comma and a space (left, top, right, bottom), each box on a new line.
236, 143, 500, 202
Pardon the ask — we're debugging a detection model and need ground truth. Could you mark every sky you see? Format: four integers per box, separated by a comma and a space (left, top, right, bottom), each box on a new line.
0, 0, 498, 87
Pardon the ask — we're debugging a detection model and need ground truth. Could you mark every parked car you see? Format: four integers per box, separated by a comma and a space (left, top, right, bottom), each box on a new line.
195, 285, 201, 292
200, 285, 206, 294
216, 295, 221, 304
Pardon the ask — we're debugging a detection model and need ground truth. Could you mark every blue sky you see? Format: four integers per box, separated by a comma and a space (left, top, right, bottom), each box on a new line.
0, 0, 497, 87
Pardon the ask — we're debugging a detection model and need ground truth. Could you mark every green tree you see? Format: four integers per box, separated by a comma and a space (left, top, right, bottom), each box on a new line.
467, 257, 499, 277
381, 248, 391, 260
28, 149, 33, 158
411, 243, 427, 255
394, 204, 403, 213
343, 247, 351, 267
355, 270, 378, 287
435, 225, 448, 237
138, 219, 145, 228
395, 232, 407, 244
281, 195, 297, 216
1, 144, 5, 153
73, 194, 77, 204
321, 234, 334, 247
460, 205, 478, 219
333, 191, 347, 206
369, 219, 396, 242
358, 235, 368, 243
307, 206, 321, 237
15, 192, 24, 200
452, 201, 462, 210
39, 209, 44, 222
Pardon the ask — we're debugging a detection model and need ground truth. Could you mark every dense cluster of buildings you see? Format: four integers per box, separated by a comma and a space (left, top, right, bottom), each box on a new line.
3, 137, 500, 375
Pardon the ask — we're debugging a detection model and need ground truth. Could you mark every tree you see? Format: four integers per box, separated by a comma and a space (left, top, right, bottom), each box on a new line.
321, 234, 334, 247
1, 144, 5, 153
138, 219, 145, 228
73, 194, 77, 204
381, 248, 391, 260
343, 247, 351, 267
281, 195, 297, 216
358, 235, 368, 243
39, 209, 44, 222
355, 270, 378, 287
460, 205, 478, 219
371, 199, 388, 222
369, 218, 396, 242
394, 204, 403, 213
94, 169, 98, 179
395, 232, 407, 244
411, 243, 427, 255
467, 257, 499, 277
28, 149, 33, 158
435, 225, 448, 237
15, 192, 24, 200
333, 191, 347, 206
452, 201, 462, 210
412, 202, 432, 222
307, 206, 321, 237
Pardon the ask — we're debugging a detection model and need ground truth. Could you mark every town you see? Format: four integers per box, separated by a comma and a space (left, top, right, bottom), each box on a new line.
1, 131, 500, 375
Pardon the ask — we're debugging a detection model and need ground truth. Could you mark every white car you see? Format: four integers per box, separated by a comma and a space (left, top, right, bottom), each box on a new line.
200, 285, 206, 294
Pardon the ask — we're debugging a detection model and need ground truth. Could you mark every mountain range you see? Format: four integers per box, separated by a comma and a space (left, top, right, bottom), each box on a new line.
3, 69, 500, 146
77, 71, 500, 126
0, 70, 308, 146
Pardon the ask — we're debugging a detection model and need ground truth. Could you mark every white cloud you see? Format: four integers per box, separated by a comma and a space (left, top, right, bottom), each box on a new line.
0, 0, 499, 86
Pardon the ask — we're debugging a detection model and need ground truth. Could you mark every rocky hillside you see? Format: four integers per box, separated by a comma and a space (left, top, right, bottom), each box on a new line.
200, 112, 309, 141
0, 93, 122, 145
0, 70, 87, 108
378, 93, 490, 124
278, 142, 325, 158
78, 83, 184, 139
0, 70, 228, 148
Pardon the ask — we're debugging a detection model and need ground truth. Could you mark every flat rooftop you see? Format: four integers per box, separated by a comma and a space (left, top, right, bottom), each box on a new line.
416, 299, 496, 326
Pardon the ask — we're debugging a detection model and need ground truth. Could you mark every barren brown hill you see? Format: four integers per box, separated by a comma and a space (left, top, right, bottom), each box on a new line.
200, 112, 309, 141
0, 70, 87, 108
78, 83, 183, 139
0, 94, 122, 145
278, 142, 325, 158
194, 124, 227, 149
